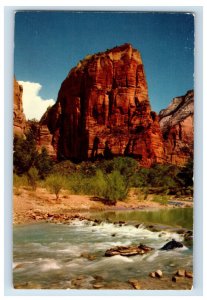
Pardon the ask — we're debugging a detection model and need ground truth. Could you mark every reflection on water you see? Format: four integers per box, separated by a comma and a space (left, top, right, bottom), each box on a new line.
91, 208, 193, 229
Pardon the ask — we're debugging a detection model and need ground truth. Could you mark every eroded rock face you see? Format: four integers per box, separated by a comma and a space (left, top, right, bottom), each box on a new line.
13, 78, 27, 136
37, 108, 58, 158
44, 43, 165, 166
13, 79, 56, 157
159, 90, 194, 165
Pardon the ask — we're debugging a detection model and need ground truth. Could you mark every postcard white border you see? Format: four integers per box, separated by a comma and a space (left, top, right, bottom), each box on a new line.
2, 1, 205, 299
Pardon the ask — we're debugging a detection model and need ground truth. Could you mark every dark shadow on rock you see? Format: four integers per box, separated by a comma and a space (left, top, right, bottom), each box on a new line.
91, 136, 100, 160
104, 141, 113, 159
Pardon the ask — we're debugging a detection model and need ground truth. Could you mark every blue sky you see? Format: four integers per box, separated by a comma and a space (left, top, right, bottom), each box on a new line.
14, 11, 194, 114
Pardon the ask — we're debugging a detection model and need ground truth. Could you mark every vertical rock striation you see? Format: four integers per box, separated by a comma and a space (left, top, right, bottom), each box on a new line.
37, 108, 58, 158
13, 78, 27, 136
44, 43, 165, 166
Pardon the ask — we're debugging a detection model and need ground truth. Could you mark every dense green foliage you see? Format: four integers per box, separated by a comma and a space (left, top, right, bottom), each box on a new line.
13, 130, 53, 178
13, 129, 193, 204
13, 131, 38, 175
35, 147, 54, 179
52, 157, 193, 203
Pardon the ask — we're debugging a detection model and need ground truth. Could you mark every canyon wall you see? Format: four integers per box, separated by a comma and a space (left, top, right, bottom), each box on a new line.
44, 43, 165, 167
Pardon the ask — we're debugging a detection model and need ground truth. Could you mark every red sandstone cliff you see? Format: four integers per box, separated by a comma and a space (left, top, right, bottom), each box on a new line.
13, 78, 27, 136
159, 90, 194, 165
44, 43, 165, 167
13, 78, 56, 157
37, 108, 57, 158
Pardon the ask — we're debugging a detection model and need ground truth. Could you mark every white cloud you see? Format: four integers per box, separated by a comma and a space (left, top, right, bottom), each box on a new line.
18, 81, 56, 121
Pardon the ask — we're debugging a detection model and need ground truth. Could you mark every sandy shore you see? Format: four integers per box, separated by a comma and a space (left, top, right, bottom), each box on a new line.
13, 186, 193, 225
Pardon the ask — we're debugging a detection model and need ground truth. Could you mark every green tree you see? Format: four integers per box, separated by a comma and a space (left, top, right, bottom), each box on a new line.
104, 170, 129, 203
85, 169, 129, 204
98, 157, 138, 179
46, 175, 65, 200
35, 147, 53, 179
13, 130, 38, 175
146, 164, 180, 190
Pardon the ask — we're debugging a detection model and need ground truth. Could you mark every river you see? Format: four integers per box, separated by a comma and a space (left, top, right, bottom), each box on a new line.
13, 208, 193, 289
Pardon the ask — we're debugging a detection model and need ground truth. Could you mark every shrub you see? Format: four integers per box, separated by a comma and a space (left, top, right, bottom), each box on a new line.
13, 174, 28, 194
27, 167, 39, 190
46, 175, 66, 200
92, 169, 108, 198
66, 173, 89, 194
52, 160, 77, 176
13, 174, 28, 187
35, 147, 53, 179
131, 168, 150, 188
66, 169, 128, 204
79, 161, 98, 176
98, 157, 138, 176
152, 195, 168, 206
131, 188, 148, 201
103, 170, 129, 203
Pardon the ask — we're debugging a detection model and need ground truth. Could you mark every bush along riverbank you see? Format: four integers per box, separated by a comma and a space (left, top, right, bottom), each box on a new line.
13, 129, 193, 206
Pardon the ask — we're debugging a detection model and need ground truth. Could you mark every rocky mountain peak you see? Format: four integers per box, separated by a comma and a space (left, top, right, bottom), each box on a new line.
14, 45, 193, 167
41, 44, 164, 166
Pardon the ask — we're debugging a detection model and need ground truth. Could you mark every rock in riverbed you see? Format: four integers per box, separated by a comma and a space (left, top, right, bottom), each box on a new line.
172, 269, 193, 282
160, 239, 183, 251
175, 269, 185, 277
149, 272, 156, 278
149, 270, 163, 278
105, 244, 154, 257
184, 230, 193, 241
128, 279, 141, 289
155, 270, 163, 278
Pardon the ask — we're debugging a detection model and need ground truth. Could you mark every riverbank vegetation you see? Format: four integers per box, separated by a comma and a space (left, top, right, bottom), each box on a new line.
13, 130, 193, 205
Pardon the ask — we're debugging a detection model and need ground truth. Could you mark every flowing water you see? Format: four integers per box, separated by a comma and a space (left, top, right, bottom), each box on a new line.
13, 208, 193, 289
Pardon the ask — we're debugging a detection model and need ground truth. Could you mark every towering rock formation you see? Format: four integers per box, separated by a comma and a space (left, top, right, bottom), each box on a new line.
44, 43, 165, 167
13, 78, 27, 136
159, 90, 194, 165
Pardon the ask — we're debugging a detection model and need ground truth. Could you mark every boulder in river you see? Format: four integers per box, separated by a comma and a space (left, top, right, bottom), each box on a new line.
149, 272, 156, 278
175, 269, 185, 277
155, 270, 163, 278
105, 244, 154, 257
160, 239, 183, 251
